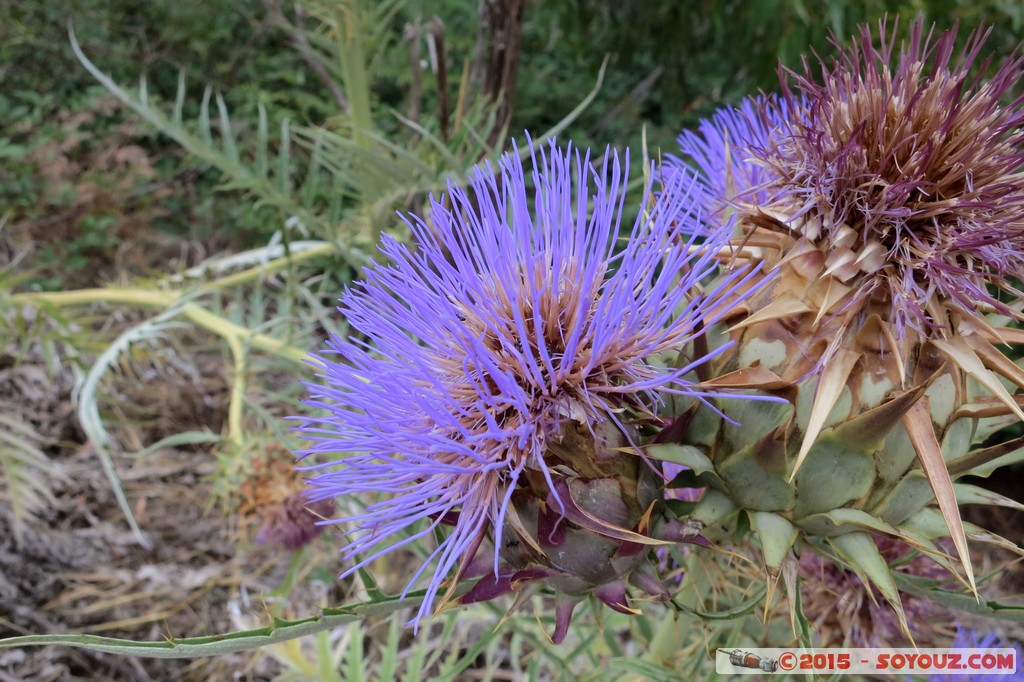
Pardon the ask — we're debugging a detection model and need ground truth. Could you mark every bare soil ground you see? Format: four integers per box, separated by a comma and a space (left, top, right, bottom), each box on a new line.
0, 177, 346, 679
0, 326, 353, 680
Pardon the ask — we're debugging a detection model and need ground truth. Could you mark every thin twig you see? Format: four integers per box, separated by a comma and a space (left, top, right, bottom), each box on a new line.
481, 0, 526, 146
404, 21, 422, 127
588, 66, 664, 138
468, 0, 489, 98
262, 0, 350, 115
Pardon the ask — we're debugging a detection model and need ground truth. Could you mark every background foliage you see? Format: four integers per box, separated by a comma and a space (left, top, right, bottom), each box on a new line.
5, 0, 1024, 283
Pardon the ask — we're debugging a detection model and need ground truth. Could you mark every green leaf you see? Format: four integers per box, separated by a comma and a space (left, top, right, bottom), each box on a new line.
799, 506, 909, 540
827, 532, 908, 637
344, 618, 366, 682
333, 1, 374, 146
871, 471, 935, 526
68, 24, 368, 263
895, 574, 1024, 622
720, 391, 794, 455
717, 441, 795, 512
75, 311, 190, 547
646, 444, 715, 475
954, 483, 1024, 511
749, 511, 798, 578
0, 414, 69, 541
126, 430, 222, 458
688, 488, 737, 527
594, 658, 684, 682
791, 348, 859, 478
792, 432, 873, 519
783, 556, 814, 647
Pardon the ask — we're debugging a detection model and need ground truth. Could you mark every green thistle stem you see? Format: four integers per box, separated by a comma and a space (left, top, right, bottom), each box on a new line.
10, 290, 310, 365
11, 288, 175, 308
225, 333, 246, 447
179, 305, 310, 365
11, 290, 311, 447
192, 241, 337, 293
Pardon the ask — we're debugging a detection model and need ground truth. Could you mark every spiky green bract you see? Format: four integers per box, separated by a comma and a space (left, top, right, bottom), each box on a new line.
295, 138, 766, 628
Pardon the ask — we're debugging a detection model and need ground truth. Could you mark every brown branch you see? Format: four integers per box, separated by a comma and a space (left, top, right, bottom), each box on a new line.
468, 0, 489, 99
426, 17, 449, 141
481, 0, 525, 146
588, 66, 664, 138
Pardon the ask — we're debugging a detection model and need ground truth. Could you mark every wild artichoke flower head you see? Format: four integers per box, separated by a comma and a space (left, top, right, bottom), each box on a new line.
664, 17, 1024, 628
296, 139, 764, 629
679, 17, 1024, 340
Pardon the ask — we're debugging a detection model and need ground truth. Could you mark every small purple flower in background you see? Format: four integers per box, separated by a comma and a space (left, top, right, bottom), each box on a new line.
675, 95, 798, 224
919, 628, 1022, 681
295, 138, 763, 629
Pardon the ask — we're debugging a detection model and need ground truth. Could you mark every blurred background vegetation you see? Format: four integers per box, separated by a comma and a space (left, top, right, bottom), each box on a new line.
4, 0, 1024, 289
2, 1, 1023, 678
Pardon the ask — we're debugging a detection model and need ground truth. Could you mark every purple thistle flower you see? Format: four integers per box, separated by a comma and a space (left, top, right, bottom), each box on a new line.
295, 138, 764, 627
676, 95, 798, 222
673, 17, 1024, 337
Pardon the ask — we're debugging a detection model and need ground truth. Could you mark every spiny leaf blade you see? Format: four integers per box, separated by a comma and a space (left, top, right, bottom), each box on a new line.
903, 399, 976, 594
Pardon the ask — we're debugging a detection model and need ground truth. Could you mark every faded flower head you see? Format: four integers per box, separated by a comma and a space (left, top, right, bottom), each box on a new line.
238, 443, 334, 551
677, 17, 1024, 337
295, 139, 762, 627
